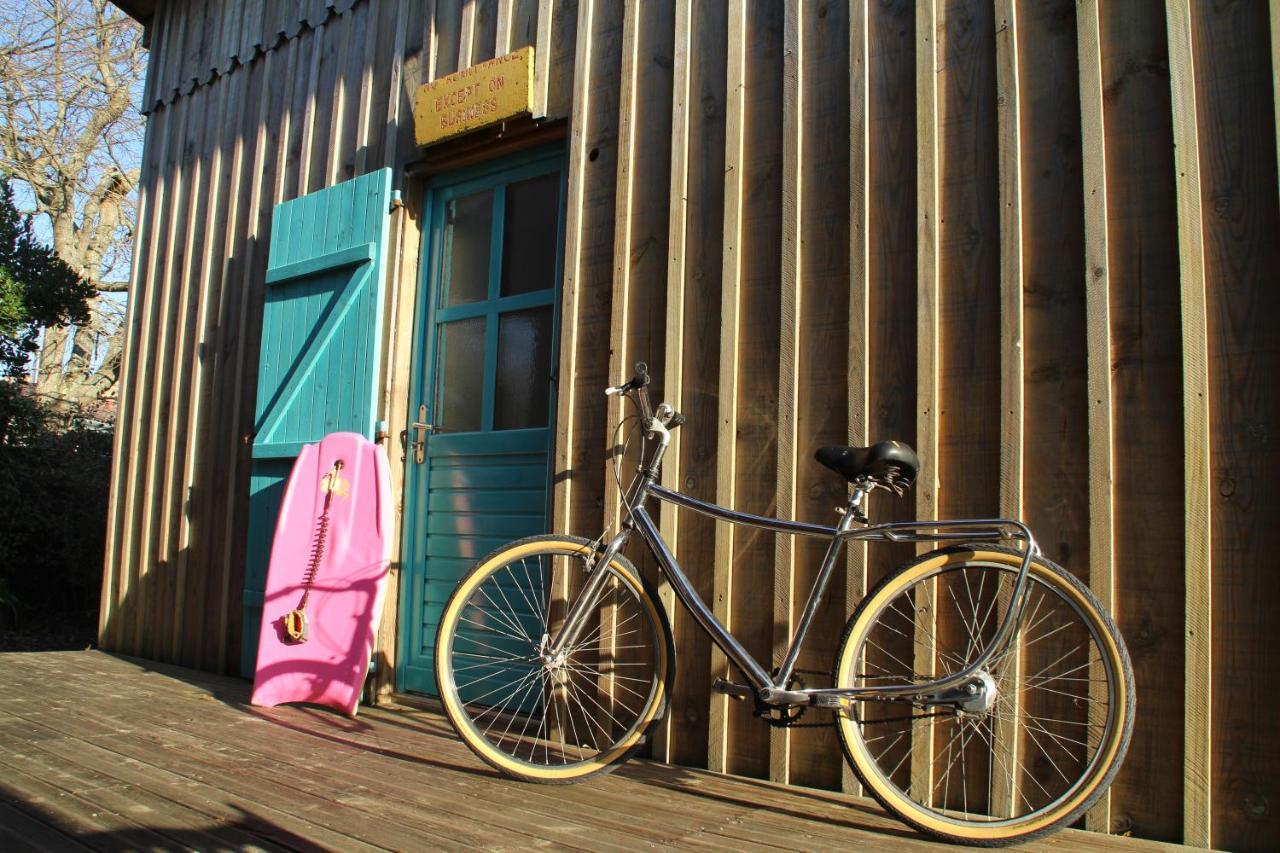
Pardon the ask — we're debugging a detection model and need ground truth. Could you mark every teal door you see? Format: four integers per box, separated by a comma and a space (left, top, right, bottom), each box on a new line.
241, 168, 394, 676
400, 150, 565, 695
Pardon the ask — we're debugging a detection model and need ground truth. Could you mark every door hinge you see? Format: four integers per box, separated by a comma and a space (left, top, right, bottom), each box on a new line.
389, 190, 404, 214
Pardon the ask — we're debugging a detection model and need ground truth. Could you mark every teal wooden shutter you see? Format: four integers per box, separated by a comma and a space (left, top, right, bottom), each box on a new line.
240, 168, 394, 676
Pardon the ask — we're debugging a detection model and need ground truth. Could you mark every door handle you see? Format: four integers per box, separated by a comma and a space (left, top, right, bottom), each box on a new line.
408, 404, 438, 464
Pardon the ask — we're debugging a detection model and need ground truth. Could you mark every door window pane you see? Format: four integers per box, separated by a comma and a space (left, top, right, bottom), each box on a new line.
494, 306, 553, 430
500, 172, 560, 297
436, 317, 486, 432
443, 190, 493, 306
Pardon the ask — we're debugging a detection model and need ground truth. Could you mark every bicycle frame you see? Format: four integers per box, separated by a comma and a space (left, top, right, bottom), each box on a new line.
551, 418, 1041, 709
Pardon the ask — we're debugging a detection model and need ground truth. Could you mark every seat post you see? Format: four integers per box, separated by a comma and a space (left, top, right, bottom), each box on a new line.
846, 479, 872, 524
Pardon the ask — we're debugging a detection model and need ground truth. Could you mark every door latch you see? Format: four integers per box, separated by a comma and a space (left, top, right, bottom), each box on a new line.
407, 404, 436, 464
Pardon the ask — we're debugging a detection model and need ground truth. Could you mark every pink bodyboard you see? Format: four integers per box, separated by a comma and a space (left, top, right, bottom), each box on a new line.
251, 432, 392, 717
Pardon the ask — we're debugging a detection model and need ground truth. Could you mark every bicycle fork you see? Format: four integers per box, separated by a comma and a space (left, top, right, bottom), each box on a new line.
545, 527, 634, 661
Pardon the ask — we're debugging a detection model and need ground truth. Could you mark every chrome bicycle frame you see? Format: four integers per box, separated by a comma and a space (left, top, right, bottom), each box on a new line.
551, 407, 1041, 709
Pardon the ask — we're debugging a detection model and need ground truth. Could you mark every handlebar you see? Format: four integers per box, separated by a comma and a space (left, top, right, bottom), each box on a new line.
605, 361, 683, 432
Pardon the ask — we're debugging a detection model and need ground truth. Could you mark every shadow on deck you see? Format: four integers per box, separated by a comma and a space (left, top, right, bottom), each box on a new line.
0, 651, 1180, 851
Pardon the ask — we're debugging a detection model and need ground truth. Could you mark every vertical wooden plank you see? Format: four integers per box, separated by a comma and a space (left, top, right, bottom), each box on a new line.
495, 0, 515, 55
1273, 0, 1280, 211
374, 186, 423, 701
1077, 0, 1112, 832
770, 0, 802, 787
600, 0, 672, 645
151, 88, 206, 663
601, 0, 640, 553
354, 0, 382, 173
993, 0, 1022, 531
1165, 2, 1212, 845
1191, 3, 1280, 849
533, 0, 555, 116
668, 0, 724, 770
324, 9, 356, 185
656, 0, 692, 766
194, 60, 249, 672
217, 48, 284, 673
991, 0, 1024, 818
1017, 0, 1095, 818
159, 79, 227, 667
112, 102, 177, 656
709, 0, 745, 777
720, 0, 783, 781
911, 0, 940, 805
545, 0, 579, 120
301, 23, 328, 195
459, 0, 477, 69
381, 0, 410, 171
790, 0, 849, 791
98, 103, 162, 651
471, 0, 498, 64
843, 0, 870, 796
1098, 1, 1183, 838
131, 93, 194, 660
551, 0, 623, 541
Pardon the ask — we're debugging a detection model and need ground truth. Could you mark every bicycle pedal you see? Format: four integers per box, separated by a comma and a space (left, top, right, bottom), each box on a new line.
711, 677, 752, 701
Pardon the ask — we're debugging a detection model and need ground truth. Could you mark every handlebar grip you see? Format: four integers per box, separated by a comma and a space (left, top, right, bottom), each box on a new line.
669, 412, 686, 429
633, 361, 650, 388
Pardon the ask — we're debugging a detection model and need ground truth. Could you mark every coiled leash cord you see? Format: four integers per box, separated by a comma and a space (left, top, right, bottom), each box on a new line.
283, 460, 345, 643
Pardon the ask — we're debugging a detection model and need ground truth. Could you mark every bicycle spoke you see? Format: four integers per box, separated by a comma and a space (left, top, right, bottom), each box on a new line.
839, 556, 1127, 836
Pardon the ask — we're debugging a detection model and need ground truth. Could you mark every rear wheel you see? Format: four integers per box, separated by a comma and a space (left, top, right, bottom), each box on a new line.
435, 534, 673, 783
833, 545, 1134, 845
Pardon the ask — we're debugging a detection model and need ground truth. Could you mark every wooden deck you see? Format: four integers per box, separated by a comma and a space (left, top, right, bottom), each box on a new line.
0, 651, 1181, 852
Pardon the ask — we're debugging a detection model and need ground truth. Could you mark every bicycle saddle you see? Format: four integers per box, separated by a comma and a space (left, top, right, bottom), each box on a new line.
815, 441, 920, 490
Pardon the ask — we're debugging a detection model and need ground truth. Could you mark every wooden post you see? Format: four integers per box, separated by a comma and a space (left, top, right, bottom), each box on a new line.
655, 0, 693, 764
911, 0, 940, 806
1165, 1, 1213, 846
844, 0, 870, 796
709, 0, 746, 777
1076, 0, 1114, 833
991, 0, 1025, 819
533, 0, 554, 117
771, 0, 803, 786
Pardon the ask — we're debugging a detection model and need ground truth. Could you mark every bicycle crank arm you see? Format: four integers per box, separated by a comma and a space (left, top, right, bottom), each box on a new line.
710, 677, 753, 701
757, 686, 812, 706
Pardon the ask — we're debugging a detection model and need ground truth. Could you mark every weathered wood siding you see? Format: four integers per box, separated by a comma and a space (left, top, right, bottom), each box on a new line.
101, 1, 1280, 848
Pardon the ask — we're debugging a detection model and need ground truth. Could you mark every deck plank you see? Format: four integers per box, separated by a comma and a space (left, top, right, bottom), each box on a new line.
0, 651, 1187, 851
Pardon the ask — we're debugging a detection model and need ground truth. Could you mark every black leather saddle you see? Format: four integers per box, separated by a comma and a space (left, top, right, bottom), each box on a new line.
814, 441, 921, 491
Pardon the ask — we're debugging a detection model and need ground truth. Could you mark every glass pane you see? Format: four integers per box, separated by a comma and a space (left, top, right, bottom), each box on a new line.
500, 172, 560, 297
443, 190, 493, 306
436, 317, 486, 432
495, 307, 553, 430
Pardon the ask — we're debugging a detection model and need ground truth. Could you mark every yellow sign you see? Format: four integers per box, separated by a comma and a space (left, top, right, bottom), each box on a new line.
414, 47, 534, 147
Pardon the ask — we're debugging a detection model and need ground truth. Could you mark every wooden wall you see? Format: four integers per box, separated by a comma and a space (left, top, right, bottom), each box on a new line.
101, 1, 1279, 848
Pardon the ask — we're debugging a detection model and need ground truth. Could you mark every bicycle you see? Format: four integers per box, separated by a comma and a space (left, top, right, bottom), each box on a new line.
434, 362, 1134, 845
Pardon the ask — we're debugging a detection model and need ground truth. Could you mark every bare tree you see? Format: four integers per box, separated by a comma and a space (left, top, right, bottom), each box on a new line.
0, 0, 145, 408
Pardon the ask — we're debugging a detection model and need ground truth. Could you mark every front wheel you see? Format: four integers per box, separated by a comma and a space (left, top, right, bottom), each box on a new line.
833, 545, 1134, 846
435, 534, 673, 783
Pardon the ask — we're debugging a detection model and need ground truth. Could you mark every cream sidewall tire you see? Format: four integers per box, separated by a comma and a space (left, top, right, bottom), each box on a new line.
435, 536, 672, 783
833, 547, 1132, 843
